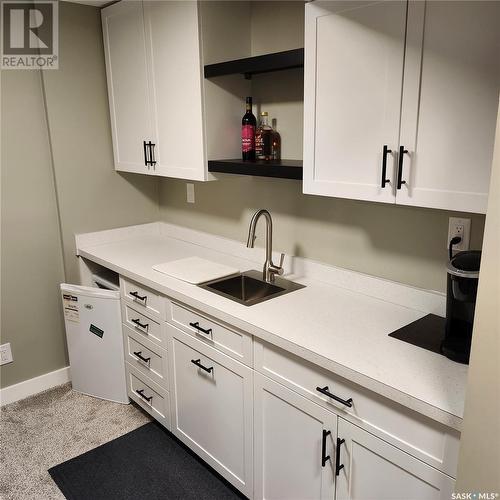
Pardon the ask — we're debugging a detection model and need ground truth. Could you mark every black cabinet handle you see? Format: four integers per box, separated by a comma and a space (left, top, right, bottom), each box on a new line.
143, 140, 149, 167
135, 388, 152, 403
191, 358, 213, 373
129, 291, 147, 302
131, 318, 149, 331
189, 321, 212, 335
321, 429, 331, 467
336, 438, 345, 476
397, 145, 408, 189
381, 145, 392, 188
133, 351, 151, 364
316, 386, 353, 408
149, 142, 156, 167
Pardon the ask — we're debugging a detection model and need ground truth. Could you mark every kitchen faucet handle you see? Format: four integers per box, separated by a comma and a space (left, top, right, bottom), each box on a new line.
278, 253, 285, 269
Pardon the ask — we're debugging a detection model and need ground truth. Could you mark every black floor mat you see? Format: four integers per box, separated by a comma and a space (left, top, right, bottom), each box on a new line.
49, 421, 246, 500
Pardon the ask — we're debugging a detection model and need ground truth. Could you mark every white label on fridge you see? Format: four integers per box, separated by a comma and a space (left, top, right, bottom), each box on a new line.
63, 294, 80, 323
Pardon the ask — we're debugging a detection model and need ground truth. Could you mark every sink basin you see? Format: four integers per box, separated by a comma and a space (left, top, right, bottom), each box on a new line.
200, 270, 304, 306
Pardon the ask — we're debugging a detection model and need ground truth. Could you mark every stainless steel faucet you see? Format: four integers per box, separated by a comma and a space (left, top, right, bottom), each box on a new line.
246, 209, 285, 283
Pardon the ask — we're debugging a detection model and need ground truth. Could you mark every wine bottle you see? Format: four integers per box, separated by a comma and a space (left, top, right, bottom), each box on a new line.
255, 111, 272, 161
241, 97, 256, 161
271, 118, 281, 161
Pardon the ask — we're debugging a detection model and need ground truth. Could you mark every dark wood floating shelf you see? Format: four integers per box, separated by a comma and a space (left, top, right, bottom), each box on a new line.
208, 159, 303, 180
204, 48, 304, 79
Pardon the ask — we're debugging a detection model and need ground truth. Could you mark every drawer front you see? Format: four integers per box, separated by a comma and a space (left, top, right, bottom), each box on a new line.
121, 277, 164, 319
169, 326, 253, 497
123, 325, 169, 389
126, 362, 170, 429
122, 303, 166, 348
167, 300, 252, 366
254, 339, 460, 477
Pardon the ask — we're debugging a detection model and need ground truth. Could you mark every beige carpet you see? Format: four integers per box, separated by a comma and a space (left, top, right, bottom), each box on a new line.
0, 383, 151, 500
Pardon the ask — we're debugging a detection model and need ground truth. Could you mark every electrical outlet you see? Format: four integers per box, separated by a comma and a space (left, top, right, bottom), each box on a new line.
447, 217, 471, 253
186, 183, 195, 204
0, 343, 13, 365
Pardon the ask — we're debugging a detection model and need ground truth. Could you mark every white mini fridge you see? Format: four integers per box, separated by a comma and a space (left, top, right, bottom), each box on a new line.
61, 280, 128, 404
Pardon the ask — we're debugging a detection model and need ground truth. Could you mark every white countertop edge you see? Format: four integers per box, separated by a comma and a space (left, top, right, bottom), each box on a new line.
77, 245, 462, 431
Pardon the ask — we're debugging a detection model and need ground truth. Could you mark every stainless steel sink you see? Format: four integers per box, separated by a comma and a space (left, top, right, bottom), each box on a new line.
200, 270, 305, 306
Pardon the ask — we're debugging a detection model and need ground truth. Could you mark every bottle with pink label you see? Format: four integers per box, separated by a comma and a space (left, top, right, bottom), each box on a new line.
241, 97, 256, 161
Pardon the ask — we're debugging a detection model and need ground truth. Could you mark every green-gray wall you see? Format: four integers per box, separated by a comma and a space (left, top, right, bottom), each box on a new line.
0, 3, 159, 389
158, 177, 484, 293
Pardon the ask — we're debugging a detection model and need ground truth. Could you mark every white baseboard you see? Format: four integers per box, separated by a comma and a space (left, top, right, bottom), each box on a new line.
0, 366, 71, 406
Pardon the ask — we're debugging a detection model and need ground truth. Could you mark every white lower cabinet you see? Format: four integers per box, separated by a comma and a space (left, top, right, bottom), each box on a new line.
117, 286, 460, 500
254, 373, 337, 500
254, 374, 456, 500
336, 417, 455, 500
169, 326, 253, 497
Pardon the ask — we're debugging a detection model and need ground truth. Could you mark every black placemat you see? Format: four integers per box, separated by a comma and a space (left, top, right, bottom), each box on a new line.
49, 421, 245, 500
388, 314, 446, 355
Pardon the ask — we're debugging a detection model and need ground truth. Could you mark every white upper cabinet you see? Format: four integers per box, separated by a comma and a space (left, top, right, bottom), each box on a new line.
101, 1, 153, 174
398, 1, 500, 213
303, 0, 407, 204
143, 1, 206, 181
102, 1, 207, 180
304, 0, 500, 213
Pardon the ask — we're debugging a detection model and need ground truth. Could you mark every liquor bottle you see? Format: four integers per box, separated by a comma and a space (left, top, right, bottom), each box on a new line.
271, 118, 281, 161
255, 111, 272, 161
241, 97, 256, 161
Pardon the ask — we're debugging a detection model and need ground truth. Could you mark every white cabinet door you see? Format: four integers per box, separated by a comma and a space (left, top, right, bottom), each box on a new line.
303, 1, 407, 203
101, 1, 153, 174
170, 327, 253, 497
398, 1, 500, 213
336, 418, 455, 500
254, 373, 337, 500
143, 1, 207, 181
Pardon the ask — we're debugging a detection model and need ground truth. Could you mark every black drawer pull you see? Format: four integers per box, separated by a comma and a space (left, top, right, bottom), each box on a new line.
321, 429, 331, 467
143, 140, 148, 167
133, 351, 151, 364
131, 318, 149, 331
336, 438, 345, 476
397, 145, 408, 189
381, 145, 392, 188
191, 358, 213, 373
189, 322, 212, 335
149, 142, 156, 166
130, 291, 147, 302
135, 389, 152, 403
316, 386, 353, 408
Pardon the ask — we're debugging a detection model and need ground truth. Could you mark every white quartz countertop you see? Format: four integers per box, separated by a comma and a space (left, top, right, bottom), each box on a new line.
77, 225, 467, 430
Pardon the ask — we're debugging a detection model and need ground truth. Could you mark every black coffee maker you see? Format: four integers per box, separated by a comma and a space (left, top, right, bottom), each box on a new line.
441, 250, 481, 364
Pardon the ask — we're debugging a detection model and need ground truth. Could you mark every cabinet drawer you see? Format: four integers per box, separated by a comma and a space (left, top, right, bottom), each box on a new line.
123, 325, 168, 389
169, 326, 253, 497
126, 362, 170, 429
120, 277, 164, 319
167, 300, 252, 366
254, 339, 460, 477
122, 303, 166, 348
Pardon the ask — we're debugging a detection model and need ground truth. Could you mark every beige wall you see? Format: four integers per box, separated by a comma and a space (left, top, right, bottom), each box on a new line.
1, 70, 67, 388
0, 2, 159, 388
159, 176, 484, 293
456, 100, 500, 492
42, 2, 159, 283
